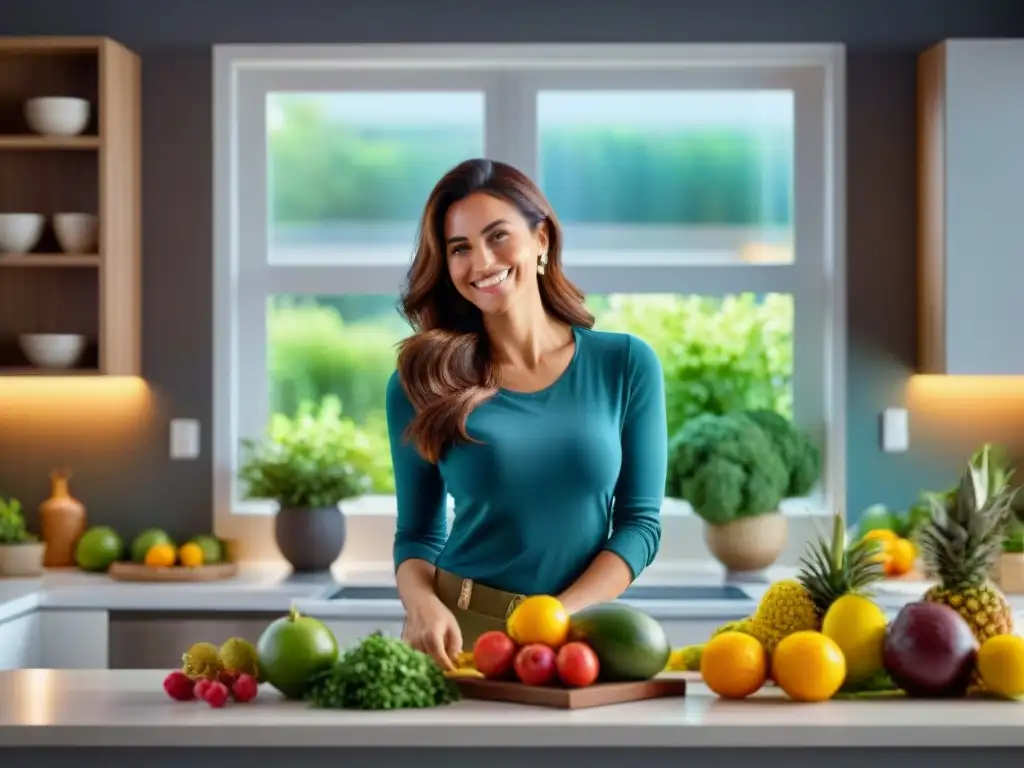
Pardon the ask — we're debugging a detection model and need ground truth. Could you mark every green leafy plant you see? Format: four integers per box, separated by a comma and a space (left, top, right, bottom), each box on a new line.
741, 408, 821, 497
596, 294, 793, 438
239, 396, 373, 509
0, 496, 37, 545
666, 412, 789, 526
305, 632, 459, 710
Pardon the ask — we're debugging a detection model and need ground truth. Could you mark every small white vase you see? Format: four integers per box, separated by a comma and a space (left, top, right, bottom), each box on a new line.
0, 542, 46, 577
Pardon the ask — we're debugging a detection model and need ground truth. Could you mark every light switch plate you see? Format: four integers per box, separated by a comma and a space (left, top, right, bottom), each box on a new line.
170, 418, 201, 460
881, 408, 909, 453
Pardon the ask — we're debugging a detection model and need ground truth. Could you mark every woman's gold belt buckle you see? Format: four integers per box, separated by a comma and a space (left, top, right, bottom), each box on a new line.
505, 594, 525, 619
457, 578, 474, 610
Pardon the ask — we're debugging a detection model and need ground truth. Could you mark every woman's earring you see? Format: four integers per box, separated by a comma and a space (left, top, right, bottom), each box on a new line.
537, 252, 548, 275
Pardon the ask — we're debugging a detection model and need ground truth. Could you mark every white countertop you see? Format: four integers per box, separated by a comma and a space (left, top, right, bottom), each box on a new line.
0, 558, 1014, 624
0, 563, 344, 621
1, 669, 1023, 748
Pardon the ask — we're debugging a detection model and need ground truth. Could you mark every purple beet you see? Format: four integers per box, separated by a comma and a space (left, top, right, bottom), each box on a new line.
883, 601, 978, 698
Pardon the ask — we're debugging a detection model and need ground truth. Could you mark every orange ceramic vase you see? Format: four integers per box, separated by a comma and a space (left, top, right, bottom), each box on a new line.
39, 470, 87, 568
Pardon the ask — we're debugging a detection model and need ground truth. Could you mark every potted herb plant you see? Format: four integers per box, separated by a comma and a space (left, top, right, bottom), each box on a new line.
0, 496, 46, 577
239, 395, 372, 572
666, 410, 821, 579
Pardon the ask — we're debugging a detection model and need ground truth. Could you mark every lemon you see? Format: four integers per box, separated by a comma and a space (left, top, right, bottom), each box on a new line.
144, 543, 176, 568
700, 631, 767, 699
178, 542, 204, 568
821, 594, 887, 683
978, 634, 1024, 698
506, 595, 569, 647
772, 630, 846, 702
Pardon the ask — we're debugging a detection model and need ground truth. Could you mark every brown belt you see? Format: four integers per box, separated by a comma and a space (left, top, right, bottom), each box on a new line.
434, 568, 526, 620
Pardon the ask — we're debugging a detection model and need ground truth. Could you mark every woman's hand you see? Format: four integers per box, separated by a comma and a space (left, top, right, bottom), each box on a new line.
402, 594, 463, 670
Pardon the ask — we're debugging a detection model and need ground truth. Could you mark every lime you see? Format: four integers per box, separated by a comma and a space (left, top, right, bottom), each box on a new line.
256, 609, 339, 700
75, 526, 124, 572
130, 529, 174, 563
188, 534, 224, 564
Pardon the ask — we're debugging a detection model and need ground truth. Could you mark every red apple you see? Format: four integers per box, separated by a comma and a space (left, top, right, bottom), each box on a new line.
556, 642, 600, 688
473, 631, 518, 679
514, 643, 558, 686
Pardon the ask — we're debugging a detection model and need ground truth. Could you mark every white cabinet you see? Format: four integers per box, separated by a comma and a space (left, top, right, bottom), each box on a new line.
40, 610, 109, 669
917, 39, 1024, 375
0, 612, 40, 669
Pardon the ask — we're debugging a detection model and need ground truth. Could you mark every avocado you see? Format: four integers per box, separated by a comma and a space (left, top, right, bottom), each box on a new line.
567, 602, 671, 682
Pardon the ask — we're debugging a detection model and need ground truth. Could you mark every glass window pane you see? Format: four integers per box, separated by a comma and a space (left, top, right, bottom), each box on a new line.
266, 92, 485, 266
537, 91, 795, 265
590, 293, 793, 439
267, 294, 408, 494
266, 292, 793, 500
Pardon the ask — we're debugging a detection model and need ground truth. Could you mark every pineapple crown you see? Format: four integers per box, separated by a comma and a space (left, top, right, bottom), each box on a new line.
797, 510, 885, 614
918, 446, 1018, 588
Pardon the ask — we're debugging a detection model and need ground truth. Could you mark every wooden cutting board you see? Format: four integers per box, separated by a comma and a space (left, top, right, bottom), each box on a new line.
107, 561, 239, 582
453, 675, 687, 709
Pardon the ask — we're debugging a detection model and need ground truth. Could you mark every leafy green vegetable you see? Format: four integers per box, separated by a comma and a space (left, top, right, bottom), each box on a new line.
305, 632, 460, 710
666, 412, 789, 525
838, 668, 898, 696
741, 408, 821, 497
0, 497, 37, 545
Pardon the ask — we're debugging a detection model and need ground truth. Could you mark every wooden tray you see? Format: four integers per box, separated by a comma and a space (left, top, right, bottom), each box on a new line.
107, 561, 239, 582
453, 675, 687, 709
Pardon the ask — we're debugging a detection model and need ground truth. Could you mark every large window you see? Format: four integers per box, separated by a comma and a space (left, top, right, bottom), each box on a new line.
214, 44, 845, 532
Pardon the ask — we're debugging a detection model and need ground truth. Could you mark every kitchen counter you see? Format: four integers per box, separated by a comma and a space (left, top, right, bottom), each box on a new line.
0, 560, 963, 624
1, 668, 1024, 752
0, 562, 379, 622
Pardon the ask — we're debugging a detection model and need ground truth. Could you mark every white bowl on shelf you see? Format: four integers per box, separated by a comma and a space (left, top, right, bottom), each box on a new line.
0, 213, 45, 253
18, 334, 87, 370
24, 97, 91, 137
53, 213, 99, 254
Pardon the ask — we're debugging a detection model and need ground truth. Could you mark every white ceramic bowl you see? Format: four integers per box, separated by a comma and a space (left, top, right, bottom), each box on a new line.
53, 213, 99, 254
0, 213, 45, 253
18, 334, 87, 369
24, 97, 91, 137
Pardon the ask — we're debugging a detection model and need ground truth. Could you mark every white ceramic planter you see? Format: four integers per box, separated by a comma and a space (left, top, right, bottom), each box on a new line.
997, 552, 1024, 594
703, 512, 788, 578
0, 542, 45, 577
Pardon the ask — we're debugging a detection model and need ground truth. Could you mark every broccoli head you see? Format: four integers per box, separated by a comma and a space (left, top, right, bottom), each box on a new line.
667, 412, 789, 526
742, 408, 822, 497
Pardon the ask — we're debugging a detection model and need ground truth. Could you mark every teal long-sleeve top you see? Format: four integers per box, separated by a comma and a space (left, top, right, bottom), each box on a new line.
386, 326, 667, 597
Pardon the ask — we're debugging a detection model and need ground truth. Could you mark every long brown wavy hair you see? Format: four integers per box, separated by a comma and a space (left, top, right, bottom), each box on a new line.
396, 158, 595, 463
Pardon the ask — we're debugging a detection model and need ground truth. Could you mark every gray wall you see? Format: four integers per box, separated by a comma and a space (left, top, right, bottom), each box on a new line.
2, 0, 1024, 542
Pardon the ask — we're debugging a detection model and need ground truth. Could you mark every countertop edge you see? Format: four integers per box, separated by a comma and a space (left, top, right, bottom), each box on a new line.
1, 723, 1022, 749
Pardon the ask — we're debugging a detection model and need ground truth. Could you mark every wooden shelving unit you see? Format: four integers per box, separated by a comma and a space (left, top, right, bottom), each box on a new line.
0, 36, 141, 377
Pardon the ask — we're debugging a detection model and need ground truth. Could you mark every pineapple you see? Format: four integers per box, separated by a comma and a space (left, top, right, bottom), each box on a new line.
736, 511, 885, 655
919, 448, 1017, 643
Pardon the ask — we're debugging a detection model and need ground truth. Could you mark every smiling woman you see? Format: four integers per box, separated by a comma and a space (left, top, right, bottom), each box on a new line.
389, 159, 668, 667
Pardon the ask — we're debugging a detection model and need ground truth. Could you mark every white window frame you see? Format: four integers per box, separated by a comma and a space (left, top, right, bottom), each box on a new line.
212, 43, 846, 550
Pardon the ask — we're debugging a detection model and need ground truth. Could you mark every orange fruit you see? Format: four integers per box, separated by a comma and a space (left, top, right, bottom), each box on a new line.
772, 631, 846, 702
888, 538, 916, 577
178, 542, 204, 568
863, 532, 896, 575
144, 543, 176, 568
506, 595, 569, 647
700, 631, 768, 699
